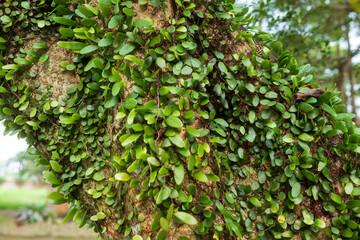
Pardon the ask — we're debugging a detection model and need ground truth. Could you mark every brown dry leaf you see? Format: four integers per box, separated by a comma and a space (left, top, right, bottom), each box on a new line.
297, 88, 326, 101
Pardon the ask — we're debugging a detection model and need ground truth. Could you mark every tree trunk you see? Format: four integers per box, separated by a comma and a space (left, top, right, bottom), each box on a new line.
346, 29, 359, 125
0, 1, 359, 240
336, 44, 347, 105
348, 60, 359, 125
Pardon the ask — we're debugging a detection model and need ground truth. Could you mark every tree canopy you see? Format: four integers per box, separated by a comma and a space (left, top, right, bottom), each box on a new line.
251, 0, 360, 123
0, 0, 360, 239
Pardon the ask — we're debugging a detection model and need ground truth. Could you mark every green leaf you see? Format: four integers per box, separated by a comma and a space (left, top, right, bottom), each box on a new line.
0, 15, 12, 24
3, 107, 15, 115
156, 186, 170, 204
39, 53, 49, 63
123, 7, 133, 16
21, 1, 31, 9
134, 19, 151, 27
174, 212, 198, 225
245, 83, 255, 93
249, 111, 256, 123
80, 45, 99, 54
156, 57, 166, 68
181, 65, 193, 75
242, 56, 251, 66
124, 55, 143, 66
50, 160, 63, 173
33, 42, 48, 49
298, 133, 314, 142
322, 103, 337, 116
165, 115, 183, 128
265, 91, 278, 99
299, 102, 314, 112
77, 5, 96, 17
59, 28, 74, 37
214, 118, 229, 127
314, 218, 326, 229
43, 171, 61, 185
342, 228, 353, 238
59, 117, 76, 125
193, 171, 207, 182
176, 26, 187, 32
98, 0, 111, 5
93, 172, 105, 181
156, 230, 167, 240
120, 43, 136, 55
48, 192, 65, 201
218, 61, 227, 73
347, 200, 360, 212
174, 164, 185, 185
186, 127, 201, 137
271, 72, 282, 81
246, 127, 256, 143
54, 17, 78, 27
124, 98, 137, 109
26, 121, 39, 130
169, 134, 185, 148
302, 169, 317, 182
216, 12, 231, 19
127, 160, 142, 173
330, 193, 342, 204
291, 182, 301, 198
121, 133, 142, 146
247, 65, 256, 77
97, 212, 106, 220
127, 109, 137, 125
160, 217, 170, 232
345, 182, 354, 195
147, 156, 161, 166
112, 82, 121, 96
104, 96, 118, 108
0, 86, 9, 93
108, 15, 122, 28
98, 37, 113, 47
115, 172, 132, 181
62, 208, 77, 223
133, 235, 143, 240
58, 41, 87, 51
302, 209, 314, 225
282, 231, 294, 238
19, 101, 29, 111
249, 197, 262, 207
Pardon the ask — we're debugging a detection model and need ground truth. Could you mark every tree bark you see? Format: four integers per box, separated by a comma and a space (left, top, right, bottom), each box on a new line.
336, 44, 347, 105
346, 28, 359, 125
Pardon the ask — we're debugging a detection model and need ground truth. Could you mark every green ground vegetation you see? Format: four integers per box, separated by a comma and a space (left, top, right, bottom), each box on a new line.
0, 187, 47, 209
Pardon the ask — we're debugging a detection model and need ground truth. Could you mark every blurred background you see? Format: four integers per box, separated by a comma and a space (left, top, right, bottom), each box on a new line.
0, 0, 359, 239
241, 0, 360, 124
0, 124, 97, 239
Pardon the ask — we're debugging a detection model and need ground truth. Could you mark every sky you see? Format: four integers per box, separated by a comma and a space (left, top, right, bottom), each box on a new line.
0, 123, 28, 176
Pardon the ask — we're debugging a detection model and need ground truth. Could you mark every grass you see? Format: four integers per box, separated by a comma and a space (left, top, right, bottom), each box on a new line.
0, 187, 48, 209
